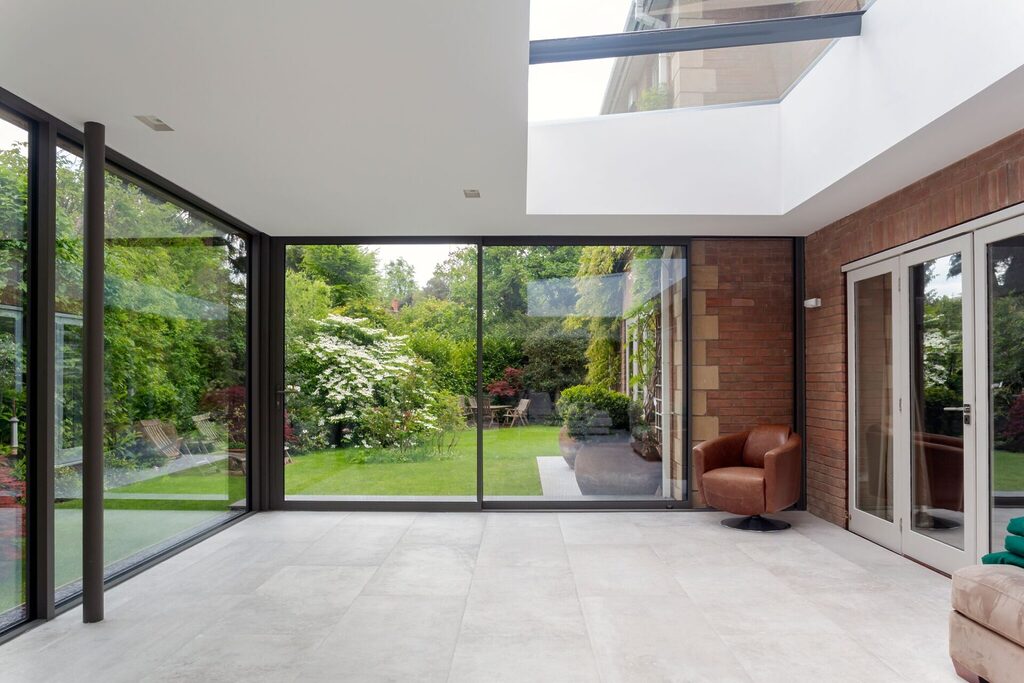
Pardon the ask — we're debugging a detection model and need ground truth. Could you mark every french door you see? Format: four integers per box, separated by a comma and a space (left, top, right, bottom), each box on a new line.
849, 235, 977, 573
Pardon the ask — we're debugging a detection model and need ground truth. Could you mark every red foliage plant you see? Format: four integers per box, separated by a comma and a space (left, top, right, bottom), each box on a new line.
486, 367, 524, 399
1000, 392, 1024, 450
200, 385, 247, 446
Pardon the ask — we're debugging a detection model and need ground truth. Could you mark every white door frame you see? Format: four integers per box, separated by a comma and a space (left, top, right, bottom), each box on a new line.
897, 235, 976, 573
971, 213, 1024, 559
847, 259, 903, 552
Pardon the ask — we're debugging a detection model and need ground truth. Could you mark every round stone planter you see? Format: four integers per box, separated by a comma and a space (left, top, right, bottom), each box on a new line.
559, 428, 582, 469
573, 442, 662, 496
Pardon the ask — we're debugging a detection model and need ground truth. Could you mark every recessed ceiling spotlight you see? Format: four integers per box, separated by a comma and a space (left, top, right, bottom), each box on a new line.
463, 189, 481, 199
134, 115, 174, 132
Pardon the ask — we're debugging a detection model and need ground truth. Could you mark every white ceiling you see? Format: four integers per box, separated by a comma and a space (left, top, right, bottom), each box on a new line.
1, 1, 1023, 238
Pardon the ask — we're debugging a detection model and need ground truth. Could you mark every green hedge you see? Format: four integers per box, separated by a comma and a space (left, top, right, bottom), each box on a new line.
556, 385, 631, 438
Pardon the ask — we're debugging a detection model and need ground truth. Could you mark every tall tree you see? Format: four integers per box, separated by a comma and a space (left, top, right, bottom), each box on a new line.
291, 244, 379, 307
382, 257, 416, 307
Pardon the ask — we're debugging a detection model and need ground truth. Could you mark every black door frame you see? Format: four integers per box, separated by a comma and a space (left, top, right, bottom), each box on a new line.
267, 235, 696, 511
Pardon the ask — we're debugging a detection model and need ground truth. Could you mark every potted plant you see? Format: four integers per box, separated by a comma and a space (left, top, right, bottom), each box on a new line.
556, 385, 631, 468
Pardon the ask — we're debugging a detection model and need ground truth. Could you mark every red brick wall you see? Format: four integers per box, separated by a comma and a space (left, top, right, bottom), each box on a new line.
704, 240, 794, 434
690, 239, 794, 502
804, 130, 1024, 526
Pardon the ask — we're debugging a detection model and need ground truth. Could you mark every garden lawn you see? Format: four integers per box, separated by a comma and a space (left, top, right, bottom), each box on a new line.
285, 425, 560, 497
994, 450, 1024, 491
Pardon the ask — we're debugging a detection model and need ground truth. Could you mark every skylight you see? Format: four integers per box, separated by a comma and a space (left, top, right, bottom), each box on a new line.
528, 0, 866, 121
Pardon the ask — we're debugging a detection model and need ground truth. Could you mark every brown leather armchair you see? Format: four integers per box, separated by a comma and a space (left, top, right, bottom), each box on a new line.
693, 425, 802, 531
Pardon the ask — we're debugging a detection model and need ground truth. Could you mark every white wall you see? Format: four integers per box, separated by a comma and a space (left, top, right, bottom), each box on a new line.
527, 104, 781, 215
781, 0, 1024, 210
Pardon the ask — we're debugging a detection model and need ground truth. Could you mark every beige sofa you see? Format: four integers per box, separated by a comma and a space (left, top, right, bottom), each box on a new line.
949, 564, 1024, 682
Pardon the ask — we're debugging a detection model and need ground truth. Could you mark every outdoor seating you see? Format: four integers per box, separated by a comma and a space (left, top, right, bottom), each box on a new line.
138, 419, 212, 470
502, 398, 530, 427
191, 412, 227, 454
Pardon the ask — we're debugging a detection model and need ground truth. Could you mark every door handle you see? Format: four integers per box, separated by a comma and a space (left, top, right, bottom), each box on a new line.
942, 404, 971, 425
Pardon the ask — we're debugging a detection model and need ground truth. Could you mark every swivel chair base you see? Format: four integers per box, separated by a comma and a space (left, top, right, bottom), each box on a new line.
720, 515, 790, 532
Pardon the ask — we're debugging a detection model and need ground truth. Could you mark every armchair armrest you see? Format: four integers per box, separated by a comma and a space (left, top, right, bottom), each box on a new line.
764, 433, 802, 513
693, 430, 749, 498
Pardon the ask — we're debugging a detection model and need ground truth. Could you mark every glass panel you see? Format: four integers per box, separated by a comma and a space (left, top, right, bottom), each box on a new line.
530, 0, 865, 40
482, 244, 686, 501
529, 39, 833, 121
988, 236, 1024, 553
910, 254, 965, 549
52, 156, 249, 599
0, 113, 28, 629
283, 243, 477, 501
853, 273, 893, 521
53, 144, 84, 603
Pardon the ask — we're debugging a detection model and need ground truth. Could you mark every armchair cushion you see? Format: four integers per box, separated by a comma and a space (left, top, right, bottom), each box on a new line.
701, 467, 766, 517
742, 424, 793, 468
763, 433, 802, 513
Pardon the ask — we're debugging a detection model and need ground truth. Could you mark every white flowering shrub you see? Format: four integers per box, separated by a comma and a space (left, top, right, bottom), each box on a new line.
297, 315, 440, 454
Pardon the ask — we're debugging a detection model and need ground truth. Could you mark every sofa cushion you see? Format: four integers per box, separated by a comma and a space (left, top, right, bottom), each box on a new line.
952, 564, 1024, 648
702, 466, 765, 517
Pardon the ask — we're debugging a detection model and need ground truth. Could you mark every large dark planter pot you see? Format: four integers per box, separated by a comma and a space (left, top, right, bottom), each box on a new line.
559, 428, 582, 469
574, 442, 661, 496
630, 437, 662, 462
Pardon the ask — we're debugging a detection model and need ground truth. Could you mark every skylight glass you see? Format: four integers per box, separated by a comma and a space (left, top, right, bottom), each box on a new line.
530, 0, 866, 41
530, 37, 832, 121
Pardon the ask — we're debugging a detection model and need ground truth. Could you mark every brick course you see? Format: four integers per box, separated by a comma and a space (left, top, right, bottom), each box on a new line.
804, 129, 1024, 526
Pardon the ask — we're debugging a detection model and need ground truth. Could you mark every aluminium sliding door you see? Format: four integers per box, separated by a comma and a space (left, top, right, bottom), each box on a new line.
281, 242, 478, 503
275, 240, 689, 508
481, 243, 687, 504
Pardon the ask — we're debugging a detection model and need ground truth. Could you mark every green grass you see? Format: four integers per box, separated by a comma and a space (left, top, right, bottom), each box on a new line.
994, 450, 1024, 491
285, 425, 560, 497
55, 459, 246, 512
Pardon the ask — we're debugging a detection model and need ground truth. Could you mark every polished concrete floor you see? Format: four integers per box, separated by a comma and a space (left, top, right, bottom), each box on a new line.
0, 510, 959, 682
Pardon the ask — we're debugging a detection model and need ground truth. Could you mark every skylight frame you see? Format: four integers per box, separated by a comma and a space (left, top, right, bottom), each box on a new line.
530, 11, 863, 64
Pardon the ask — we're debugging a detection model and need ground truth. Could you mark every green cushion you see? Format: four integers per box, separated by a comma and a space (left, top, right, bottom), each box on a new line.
982, 551, 1024, 569
1006, 534, 1024, 557
1009, 516, 1024, 537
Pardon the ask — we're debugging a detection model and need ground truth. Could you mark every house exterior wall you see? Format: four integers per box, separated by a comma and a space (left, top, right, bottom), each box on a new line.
803, 129, 1024, 526
690, 239, 794, 503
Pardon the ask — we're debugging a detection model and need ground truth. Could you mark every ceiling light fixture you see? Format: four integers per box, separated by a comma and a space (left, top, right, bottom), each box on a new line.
134, 115, 174, 132
463, 189, 481, 199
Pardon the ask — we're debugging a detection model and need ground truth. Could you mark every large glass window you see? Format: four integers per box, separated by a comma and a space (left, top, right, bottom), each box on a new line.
528, 0, 865, 120
283, 243, 477, 500
482, 244, 687, 501
0, 113, 29, 629
52, 155, 249, 600
988, 236, 1024, 552
530, 40, 834, 120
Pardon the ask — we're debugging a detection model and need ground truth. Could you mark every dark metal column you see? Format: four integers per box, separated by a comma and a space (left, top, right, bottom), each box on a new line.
475, 242, 484, 507
82, 121, 105, 623
266, 238, 285, 509
793, 237, 807, 510
27, 119, 57, 620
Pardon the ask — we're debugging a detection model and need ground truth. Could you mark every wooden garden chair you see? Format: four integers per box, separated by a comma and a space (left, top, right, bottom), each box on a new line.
191, 412, 227, 454
502, 398, 530, 427
138, 419, 213, 470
